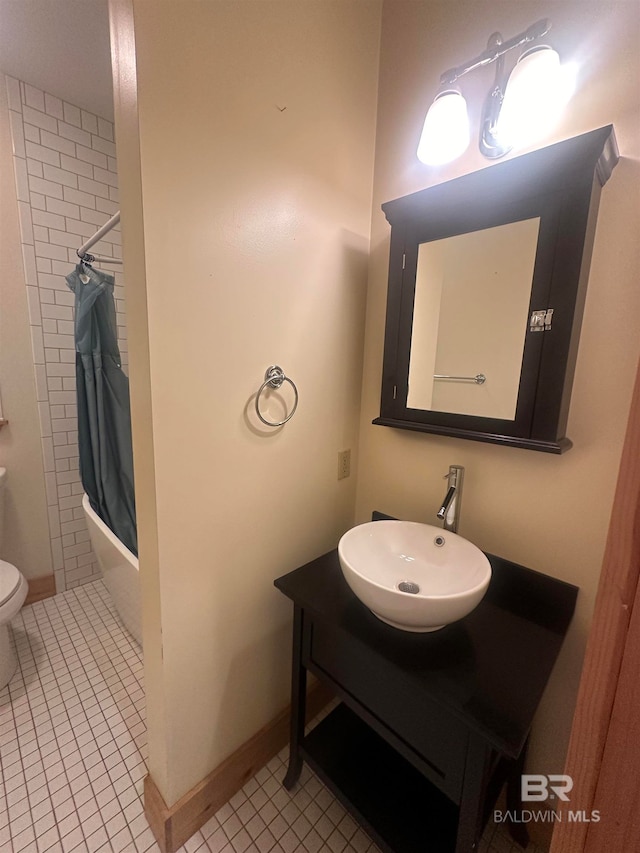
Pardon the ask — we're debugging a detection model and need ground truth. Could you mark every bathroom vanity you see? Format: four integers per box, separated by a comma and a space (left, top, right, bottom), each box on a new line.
274, 530, 577, 853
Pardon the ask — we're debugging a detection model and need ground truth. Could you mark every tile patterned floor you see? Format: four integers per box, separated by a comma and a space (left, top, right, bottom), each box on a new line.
0, 580, 548, 853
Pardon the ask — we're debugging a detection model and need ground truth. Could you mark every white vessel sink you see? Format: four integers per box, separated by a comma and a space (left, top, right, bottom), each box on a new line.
338, 520, 491, 632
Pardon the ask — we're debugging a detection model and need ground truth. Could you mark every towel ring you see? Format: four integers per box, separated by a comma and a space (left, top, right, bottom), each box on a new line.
255, 365, 299, 427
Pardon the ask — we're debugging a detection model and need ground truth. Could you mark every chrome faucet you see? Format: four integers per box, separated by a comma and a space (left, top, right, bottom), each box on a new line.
436, 465, 464, 533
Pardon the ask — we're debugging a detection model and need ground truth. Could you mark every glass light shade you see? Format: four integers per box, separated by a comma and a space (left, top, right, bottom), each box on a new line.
497, 46, 575, 149
417, 90, 470, 165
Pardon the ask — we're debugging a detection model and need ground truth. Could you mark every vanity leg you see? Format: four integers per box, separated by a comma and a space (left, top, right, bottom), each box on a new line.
283, 605, 306, 790
456, 735, 492, 852
506, 737, 530, 848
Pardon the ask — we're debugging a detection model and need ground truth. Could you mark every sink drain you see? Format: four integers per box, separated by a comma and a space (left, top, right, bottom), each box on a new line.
398, 581, 420, 594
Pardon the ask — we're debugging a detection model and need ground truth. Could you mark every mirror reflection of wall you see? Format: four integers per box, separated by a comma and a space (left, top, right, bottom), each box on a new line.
408, 217, 540, 419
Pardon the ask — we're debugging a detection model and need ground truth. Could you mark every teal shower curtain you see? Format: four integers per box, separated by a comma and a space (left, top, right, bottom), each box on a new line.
67, 264, 137, 556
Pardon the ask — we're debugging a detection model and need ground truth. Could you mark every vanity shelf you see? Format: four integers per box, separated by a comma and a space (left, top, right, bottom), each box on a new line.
275, 527, 578, 853
302, 703, 459, 853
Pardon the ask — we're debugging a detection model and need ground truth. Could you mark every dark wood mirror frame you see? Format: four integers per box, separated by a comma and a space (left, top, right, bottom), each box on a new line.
374, 125, 619, 453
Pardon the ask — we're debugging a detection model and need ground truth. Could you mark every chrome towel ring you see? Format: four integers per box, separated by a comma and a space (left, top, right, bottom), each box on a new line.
255, 365, 299, 427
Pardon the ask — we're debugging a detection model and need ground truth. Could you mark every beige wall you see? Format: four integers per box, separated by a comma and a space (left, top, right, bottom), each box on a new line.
357, 0, 640, 777
110, 0, 381, 806
0, 74, 53, 579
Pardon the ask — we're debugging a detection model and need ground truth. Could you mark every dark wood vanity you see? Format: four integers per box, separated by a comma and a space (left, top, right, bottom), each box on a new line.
275, 531, 577, 853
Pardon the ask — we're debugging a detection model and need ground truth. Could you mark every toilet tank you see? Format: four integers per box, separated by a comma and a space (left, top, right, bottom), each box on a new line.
0, 468, 6, 551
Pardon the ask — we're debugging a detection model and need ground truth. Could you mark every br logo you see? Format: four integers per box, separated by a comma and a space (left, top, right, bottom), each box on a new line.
521, 774, 573, 802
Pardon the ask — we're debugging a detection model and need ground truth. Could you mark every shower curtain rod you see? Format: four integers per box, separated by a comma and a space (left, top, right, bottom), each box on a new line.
76, 210, 122, 265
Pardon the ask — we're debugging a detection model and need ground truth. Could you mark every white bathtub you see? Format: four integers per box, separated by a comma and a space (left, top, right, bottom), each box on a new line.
82, 494, 142, 646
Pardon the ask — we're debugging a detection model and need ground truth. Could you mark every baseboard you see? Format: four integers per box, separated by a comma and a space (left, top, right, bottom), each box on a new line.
24, 574, 56, 605
144, 681, 334, 853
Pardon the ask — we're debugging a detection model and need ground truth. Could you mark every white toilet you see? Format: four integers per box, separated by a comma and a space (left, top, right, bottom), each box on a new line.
0, 468, 29, 689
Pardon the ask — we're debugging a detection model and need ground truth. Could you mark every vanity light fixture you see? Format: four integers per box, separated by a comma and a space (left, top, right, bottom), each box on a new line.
417, 19, 575, 165
416, 87, 470, 166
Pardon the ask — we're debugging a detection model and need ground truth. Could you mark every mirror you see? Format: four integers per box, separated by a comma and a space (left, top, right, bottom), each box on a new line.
408, 218, 540, 418
375, 126, 618, 453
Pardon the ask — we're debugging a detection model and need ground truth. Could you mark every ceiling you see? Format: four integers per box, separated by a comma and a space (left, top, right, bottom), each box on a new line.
0, 0, 114, 121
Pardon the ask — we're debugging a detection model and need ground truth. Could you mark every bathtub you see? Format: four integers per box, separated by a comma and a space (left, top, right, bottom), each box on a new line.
82, 494, 142, 646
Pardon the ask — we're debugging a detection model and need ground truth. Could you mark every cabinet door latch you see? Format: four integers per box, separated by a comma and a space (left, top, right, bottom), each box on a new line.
530, 308, 554, 332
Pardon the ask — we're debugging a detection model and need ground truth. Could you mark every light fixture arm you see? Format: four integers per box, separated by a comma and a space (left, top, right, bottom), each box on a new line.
439, 18, 550, 86
479, 33, 511, 159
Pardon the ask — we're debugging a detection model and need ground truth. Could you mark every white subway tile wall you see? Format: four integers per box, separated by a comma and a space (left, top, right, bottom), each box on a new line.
6, 76, 128, 594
